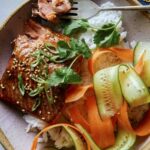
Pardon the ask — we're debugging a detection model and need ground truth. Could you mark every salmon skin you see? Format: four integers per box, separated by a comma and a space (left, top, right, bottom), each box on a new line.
0, 20, 69, 122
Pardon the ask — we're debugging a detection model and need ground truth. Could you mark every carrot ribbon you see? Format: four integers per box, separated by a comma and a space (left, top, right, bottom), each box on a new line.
67, 85, 115, 149
117, 101, 150, 136
85, 87, 115, 149
88, 47, 133, 75
31, 123, 91, 150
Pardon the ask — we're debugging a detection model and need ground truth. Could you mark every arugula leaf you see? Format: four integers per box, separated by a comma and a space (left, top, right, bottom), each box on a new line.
46, 67, 82, 87
94, 23, 120, 48
63, 19, 89, 35
32, 98, 41, 112
18, 74, 25, 96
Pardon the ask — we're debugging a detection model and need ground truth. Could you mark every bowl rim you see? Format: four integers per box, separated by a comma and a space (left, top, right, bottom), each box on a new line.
0, 0, 31, 31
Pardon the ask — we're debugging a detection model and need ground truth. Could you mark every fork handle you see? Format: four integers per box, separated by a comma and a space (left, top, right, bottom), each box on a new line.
100, 5, 150, 11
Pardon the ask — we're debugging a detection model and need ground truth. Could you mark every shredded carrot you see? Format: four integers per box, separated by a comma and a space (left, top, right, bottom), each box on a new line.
65, 84, 92, 103
31, 123, 91, 150
135, 109, 150, 136
68, 105, 91, 133
106, 47, 133, 62
135, 52, 145, 75
117, 101, 134, 133
117, 101, 150, 136
88, 47, 133, 75
88, 50, 100, 75
85, 87, 115, 149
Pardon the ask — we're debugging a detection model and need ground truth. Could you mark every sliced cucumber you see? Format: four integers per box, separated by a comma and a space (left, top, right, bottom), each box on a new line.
94, 66, 123, 119
119, 65, 150, 107
106, 128, 136, 150
133, 42, 150, 87
133, 42, 150, 65
63, 126, 87, 150
140, 60, 150, 87
76, 124, 101, 150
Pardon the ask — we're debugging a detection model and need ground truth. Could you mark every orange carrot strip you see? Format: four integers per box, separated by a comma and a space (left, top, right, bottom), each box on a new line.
106, 47, 133, 62
31, 123, 91, 150
68, 106, 91, 133
135, 109, 150, 136
117, 101, 150, 136
88, 47, 133, 75
86, 87, 115, 149
65, 84, 92, 103
117, 101, 134, 133
88, 50, 100, 75
135, 52, 145, 75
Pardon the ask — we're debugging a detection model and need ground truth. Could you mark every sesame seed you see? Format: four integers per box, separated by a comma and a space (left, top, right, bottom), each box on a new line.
0, 84, 5, 89
42, 117, 45, 120
47, 112, 51, 115
22, 109, 25, 112
39, 110, 42, 114
26, 77, 29, 81
12, 86, 15, 90
7, 70, 10, 73
8, 73, 12, 77
16, 101, 20, 104
54, 96, 58, 99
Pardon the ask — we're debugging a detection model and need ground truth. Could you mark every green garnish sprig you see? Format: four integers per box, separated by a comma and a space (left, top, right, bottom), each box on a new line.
18, 74, 25, 96
31, 38, 91, 67
29, 56, 82, 104
63, 19, 121, 48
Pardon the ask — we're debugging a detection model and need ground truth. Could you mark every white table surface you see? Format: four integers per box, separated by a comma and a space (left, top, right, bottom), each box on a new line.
0, 0, 150, 150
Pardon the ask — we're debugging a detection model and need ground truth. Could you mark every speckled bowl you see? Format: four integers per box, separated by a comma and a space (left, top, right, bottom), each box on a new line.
0, 0, 150, 149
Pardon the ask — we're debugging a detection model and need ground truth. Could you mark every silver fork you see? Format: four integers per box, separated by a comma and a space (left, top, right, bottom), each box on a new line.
63, 0, 150, 19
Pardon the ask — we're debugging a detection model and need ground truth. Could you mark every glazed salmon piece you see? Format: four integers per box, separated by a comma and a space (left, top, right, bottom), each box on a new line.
0, 20, 69, 122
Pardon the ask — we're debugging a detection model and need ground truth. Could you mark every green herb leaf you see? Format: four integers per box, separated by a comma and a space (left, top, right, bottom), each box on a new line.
62, 68, 82, 84
18, 74, 25, 96
94, 23, 120, 48
32, 98, 41, 112
46, 71, 65, 87
46, 67, 82, 87
56, 38, 91, 60
70, 38, 91, 59
63, 19, 89, 35
57, 41, 72, 59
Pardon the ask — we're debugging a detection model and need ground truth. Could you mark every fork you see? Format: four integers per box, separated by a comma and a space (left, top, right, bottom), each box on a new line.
63, 0, 150, 19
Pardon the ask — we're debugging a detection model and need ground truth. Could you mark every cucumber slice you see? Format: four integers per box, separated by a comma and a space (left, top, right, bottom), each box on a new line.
140, 60, 150, 87
119, 65, 150, 107
76, 124, 101, 150
94, 66, 123, 119
63, 126, 87, 150
106, 129, 136, 150
133, 42, 150, 65
133, 42, 150, 87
